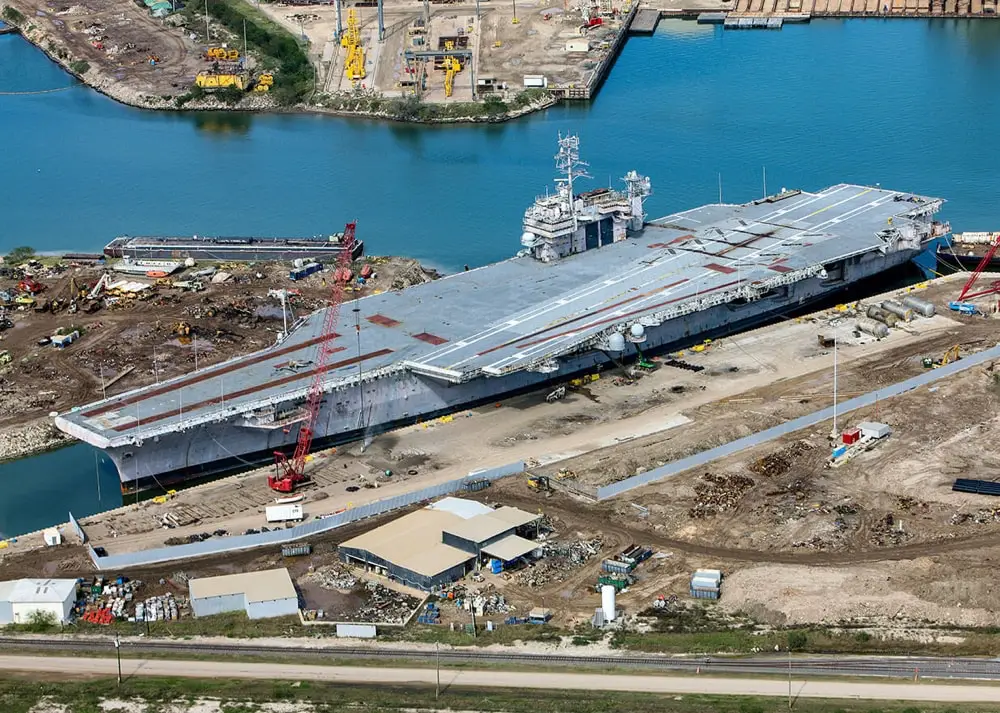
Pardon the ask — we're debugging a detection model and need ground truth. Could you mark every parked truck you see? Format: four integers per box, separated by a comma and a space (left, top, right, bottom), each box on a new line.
265, 504, 304, 523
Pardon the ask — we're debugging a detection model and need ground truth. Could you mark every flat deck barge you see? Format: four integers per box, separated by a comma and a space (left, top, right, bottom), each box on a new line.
104, 233, 365, 262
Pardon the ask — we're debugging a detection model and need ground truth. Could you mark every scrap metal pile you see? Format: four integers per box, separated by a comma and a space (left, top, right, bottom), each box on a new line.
688, 472, 756, 519
506, 536, 603, 588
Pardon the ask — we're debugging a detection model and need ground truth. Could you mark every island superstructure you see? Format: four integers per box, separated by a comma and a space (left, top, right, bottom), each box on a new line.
56, 136, 950, 493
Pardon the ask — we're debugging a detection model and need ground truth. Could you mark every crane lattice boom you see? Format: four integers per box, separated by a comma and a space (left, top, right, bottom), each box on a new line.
269, 222, 357, 492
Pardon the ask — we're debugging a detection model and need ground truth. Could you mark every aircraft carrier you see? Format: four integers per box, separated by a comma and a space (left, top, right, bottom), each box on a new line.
104, 233, 365, 262
56, 136, 950, 493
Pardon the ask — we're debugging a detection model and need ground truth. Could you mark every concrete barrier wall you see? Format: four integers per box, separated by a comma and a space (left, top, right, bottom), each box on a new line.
597, 343, 1000, 500
86, 461, 525, 571
67, 511, 87, 544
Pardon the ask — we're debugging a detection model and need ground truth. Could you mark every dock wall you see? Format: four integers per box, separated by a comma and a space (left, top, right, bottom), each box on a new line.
84, 461, 526, 571
557, 1, 640, 101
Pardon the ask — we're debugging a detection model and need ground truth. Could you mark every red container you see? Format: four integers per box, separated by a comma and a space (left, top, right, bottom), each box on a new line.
842, 428, 861, 445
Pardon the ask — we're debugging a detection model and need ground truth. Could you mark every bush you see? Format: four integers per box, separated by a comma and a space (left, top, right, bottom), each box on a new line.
69, 60, 90, 75
787, 630, 808, 651
6, 246, 35, 264
23, 609, 58, 632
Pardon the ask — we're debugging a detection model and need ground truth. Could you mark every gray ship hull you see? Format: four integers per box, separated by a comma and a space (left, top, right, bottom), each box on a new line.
107, 244, 920, 492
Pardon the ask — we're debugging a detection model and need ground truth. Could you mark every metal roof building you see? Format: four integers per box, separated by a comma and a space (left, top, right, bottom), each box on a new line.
188, 568, 298, 620
339, 499, 542, 591
0, 578, 78, 625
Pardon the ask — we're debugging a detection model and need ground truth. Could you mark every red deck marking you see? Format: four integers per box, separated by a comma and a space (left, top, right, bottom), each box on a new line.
114, 349, 394, 431
668, 234, 694, 245
513, 280, 741, 350
367, 314, 401, 327
83, 332, 343, 418
412, 332, 448, 346
647, 243, 670, 249
705, 263, 736, 274
474, 279, 690, 358
768, 264, 794, 273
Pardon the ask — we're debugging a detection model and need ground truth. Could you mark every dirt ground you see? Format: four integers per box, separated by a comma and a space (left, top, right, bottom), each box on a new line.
0, 254, 434, 446
7, 274, 1000, 634
7, 0, 205, 106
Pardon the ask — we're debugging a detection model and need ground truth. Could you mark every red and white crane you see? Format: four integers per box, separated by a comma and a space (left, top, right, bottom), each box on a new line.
957, 233, 1000, 302
268, 222, 357, 493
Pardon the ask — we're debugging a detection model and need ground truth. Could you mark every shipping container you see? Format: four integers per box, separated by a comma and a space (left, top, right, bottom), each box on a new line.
523, 74, 548, 88
831, 445, 847, 458
858, 421, 892, 439
289, 262, 322, 281
601, 559, 633, 574
690, 587, 720, 600
691, 576, 720, 591
842, 428, 861, 445
281, 543, 312, 557
266, 504, 304, 523
693, 568, 722, 584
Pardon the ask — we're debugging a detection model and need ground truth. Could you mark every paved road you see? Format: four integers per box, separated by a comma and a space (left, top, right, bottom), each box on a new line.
4, 654, 1000, 702
6, 636, 1000, 681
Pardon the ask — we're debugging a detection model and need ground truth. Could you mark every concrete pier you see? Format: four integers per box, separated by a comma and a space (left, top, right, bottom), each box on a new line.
728, 0, 997, 16
630, 8, 663, 32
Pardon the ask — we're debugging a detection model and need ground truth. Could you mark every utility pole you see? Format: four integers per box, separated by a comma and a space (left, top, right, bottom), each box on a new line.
204, 0, 210, 43
435, 642, 440, 700
832, 330, 838, 437
787, 646, 792, 709
115, 634, 122, 688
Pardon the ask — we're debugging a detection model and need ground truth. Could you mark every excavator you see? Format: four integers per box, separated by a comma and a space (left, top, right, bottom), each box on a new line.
923, 344, 961, 369
442, 55, 461, 98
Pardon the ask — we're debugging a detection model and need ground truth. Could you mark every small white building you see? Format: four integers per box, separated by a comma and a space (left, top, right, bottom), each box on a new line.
0, 578, 78, 625
189, 568, 298, 620
858, 421, 892, 440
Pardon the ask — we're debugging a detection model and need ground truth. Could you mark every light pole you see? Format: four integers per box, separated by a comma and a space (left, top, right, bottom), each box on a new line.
435, 642, 440, 700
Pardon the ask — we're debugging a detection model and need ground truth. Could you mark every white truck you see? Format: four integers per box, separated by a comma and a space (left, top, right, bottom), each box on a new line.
265, 504, 304, 523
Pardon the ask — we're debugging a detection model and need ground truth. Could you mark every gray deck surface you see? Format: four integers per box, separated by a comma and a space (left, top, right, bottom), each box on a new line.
61, 184, 940, 442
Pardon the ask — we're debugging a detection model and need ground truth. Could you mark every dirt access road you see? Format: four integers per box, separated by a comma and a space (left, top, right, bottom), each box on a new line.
6, 654, 1000, 702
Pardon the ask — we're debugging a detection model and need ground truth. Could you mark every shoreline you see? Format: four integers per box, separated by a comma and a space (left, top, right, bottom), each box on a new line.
1, 11, 559, 123
0, 417, 75, 464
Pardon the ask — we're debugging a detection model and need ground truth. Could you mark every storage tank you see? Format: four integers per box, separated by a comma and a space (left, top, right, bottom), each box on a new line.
855, 318, 890, 339
901, 294, 936, 318
865, 305, 898, 328
601, 584, 616, 622
880, 299, 913, 322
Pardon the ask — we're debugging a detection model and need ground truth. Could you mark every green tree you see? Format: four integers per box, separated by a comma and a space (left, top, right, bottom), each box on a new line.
6, 246, 36, 264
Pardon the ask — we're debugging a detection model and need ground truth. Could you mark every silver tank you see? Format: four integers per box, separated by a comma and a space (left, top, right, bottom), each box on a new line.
900, 294, 935, 318
880, 299, 913, 322
865, 305, 899, 328
856, 317, 890, 338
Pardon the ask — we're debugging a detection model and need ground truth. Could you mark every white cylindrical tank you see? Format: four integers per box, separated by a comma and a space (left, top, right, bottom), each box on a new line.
601, 585, 616, 622
880, 299, 913, 322
856, 318, 890, 339
293, 258, 305, 268
901, 294, 936, 318
184, 257, 196, 268
607, 332, 625, 352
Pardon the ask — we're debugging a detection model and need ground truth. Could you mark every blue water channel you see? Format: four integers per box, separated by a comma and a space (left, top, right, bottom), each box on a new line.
2, 18, 999, 536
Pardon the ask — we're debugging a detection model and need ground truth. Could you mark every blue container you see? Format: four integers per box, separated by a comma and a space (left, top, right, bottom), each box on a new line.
832, 445, 847, 458
490, 558, 503, 574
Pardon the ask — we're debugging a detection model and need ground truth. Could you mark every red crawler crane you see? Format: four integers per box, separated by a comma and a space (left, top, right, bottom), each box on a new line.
957, 233, 1000, 302
268, 222, 357, 493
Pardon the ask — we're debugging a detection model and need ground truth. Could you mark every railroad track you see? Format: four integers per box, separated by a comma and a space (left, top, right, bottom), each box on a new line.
3, 636, 1000, 681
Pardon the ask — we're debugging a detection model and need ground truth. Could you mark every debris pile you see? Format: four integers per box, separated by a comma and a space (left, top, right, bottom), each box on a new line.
869, 512, 910, 546
300, 564, 358, 590
950, 509, 1000, 526
351, 581, 421, 624
748, 442, 812, 477
507, 537, 602, 588
688, 472, 755, 519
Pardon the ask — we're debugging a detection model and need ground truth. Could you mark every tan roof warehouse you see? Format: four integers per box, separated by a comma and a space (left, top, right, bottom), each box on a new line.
188, 568, 299, 620
339, 499, 542, 591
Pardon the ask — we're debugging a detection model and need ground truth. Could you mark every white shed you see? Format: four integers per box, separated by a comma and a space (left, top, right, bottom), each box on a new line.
858, 421, 892, 440
189, 568, 298, 620
0, 578, 78, 625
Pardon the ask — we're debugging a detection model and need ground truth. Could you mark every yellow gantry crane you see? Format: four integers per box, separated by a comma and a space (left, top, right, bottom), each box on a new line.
342, 9, 366, 82
442, 55, 461, 97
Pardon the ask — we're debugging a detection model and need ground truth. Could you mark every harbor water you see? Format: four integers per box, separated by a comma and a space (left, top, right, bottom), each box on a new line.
2, 18, 1000, 535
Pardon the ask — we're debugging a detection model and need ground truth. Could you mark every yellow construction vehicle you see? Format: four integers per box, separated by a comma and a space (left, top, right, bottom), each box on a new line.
527, 474, 552, 492
14, 295, 35, 307
923, 344, 961, 369
442, 55, 461, 97
195, 72, 247, 90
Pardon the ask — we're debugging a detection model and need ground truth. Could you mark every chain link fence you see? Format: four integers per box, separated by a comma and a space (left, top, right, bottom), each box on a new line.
85, 461, 525, 571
